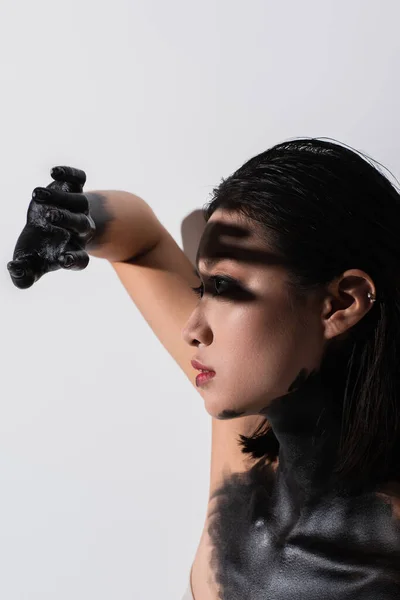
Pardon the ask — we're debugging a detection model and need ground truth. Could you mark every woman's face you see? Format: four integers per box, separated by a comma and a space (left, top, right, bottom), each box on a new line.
182, 209, 327, 419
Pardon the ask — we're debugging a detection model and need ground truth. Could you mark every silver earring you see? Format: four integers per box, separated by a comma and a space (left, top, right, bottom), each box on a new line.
367, 291, 376, 303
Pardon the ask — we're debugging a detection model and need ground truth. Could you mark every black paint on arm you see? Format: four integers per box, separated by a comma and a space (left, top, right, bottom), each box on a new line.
85, 192, 114, 251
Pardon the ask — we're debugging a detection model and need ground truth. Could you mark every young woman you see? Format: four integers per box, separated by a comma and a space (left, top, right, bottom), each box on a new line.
8, 138, 400, 599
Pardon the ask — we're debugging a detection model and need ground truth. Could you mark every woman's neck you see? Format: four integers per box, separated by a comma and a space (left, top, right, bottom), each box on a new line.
262, 370, 347, 499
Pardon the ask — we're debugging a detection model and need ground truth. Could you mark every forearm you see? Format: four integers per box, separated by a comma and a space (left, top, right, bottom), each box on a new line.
85, 190, 163, 263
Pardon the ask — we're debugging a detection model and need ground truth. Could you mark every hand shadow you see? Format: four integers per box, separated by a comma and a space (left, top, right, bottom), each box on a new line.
180, 209, 206, 266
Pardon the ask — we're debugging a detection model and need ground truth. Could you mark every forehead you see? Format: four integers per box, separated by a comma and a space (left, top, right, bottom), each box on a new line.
195, 209, 284, 273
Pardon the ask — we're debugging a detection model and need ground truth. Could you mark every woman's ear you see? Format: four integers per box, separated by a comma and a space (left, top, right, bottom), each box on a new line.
322, 269, 377, 341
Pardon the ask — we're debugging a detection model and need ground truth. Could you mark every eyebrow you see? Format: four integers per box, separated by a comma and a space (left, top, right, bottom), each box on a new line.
194, 257, 238, 277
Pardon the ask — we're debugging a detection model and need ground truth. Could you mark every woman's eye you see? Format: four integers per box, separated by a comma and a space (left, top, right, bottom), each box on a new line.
213, 277, 230, 294
190, 277, 232, 299
191, 283, 204, 298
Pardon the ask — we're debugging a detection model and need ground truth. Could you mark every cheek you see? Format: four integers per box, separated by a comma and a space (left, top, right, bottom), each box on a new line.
225, 303, 294, 361
205, 304, 322, 416
236, 311, 299, 390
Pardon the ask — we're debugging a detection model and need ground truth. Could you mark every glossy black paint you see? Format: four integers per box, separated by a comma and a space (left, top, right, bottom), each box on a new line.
7, 166, 100, 288
208, 370, 400, 599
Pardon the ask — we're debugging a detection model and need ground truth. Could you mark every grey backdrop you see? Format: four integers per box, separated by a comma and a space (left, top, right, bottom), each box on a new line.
1, 1, 400, 598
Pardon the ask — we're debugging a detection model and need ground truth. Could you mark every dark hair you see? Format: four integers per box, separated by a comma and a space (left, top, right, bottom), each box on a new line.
203, 137, 400, 488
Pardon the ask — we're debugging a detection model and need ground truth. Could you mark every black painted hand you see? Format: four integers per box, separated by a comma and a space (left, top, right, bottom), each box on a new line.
7, 166, 96, 289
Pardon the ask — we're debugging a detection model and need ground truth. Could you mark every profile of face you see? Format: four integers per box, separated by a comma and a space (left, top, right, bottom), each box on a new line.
181, 209, 329, 419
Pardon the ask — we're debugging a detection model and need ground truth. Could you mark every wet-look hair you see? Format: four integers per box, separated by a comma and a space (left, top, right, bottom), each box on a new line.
203, 137, 400, 487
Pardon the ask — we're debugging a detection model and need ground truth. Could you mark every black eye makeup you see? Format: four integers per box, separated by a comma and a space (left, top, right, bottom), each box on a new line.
191, 275, 235, 299
191, 270, 255, 302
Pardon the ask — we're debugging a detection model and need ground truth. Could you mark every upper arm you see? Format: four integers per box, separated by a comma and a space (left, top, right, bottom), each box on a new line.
110, 224, 266, 495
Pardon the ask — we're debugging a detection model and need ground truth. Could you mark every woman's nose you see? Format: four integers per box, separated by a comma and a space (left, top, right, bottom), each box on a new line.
181, 319, 199, 347
181, 312, 212, 347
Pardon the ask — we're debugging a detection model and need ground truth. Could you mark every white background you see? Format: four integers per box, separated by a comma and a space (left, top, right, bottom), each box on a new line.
1, 1, 399, 598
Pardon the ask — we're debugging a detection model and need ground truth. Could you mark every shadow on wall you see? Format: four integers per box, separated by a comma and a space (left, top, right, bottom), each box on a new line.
180, 209, 206, 266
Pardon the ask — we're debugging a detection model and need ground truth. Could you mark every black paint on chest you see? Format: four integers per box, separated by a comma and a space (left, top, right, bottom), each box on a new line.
208, 373, 400, 599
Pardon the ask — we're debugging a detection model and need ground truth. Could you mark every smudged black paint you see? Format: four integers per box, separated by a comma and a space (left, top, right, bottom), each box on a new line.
85, 191, 113, 250
218, 409, 246, 419
207, 369, 400, 599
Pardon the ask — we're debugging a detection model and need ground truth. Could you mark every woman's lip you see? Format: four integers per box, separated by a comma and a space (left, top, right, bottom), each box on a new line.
196, 371, 216, 387
191, 359, 215, 373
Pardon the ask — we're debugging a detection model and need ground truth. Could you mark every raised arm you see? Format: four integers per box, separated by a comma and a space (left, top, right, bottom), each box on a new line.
7, 167, 163, 287
8, 166, 264, 493
85, 189, 163, 263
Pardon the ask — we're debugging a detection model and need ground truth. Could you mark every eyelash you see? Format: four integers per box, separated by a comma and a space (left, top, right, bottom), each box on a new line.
191, 276, 232, 299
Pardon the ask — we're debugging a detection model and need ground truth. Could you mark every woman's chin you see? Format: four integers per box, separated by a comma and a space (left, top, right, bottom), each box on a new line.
202, 389, 272, 419
203, 395, 248, 420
